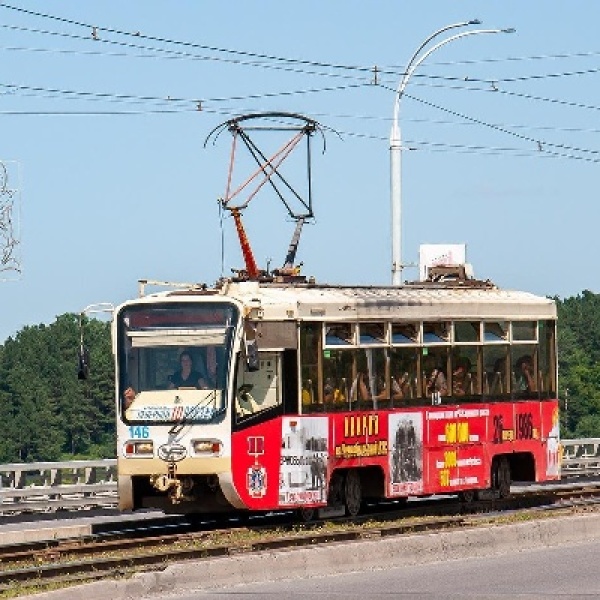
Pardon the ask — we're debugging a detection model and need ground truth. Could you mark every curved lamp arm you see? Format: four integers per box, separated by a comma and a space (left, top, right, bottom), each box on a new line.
389, 22, 515, 286
393, 27, 515, 131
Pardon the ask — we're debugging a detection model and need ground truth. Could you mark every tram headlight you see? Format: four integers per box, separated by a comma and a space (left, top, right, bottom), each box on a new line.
124, 440, 154, 457
192, 439, 222, 456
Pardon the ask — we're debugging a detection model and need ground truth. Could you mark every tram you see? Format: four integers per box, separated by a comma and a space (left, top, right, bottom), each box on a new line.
113, 267, 560, 516
104, 113, 560, 517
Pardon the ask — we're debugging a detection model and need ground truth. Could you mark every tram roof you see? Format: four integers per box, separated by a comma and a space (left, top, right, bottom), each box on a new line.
129, 280, 556, 321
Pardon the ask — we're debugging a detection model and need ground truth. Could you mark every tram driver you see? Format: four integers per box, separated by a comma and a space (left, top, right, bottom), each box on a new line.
169, 351, 202, 389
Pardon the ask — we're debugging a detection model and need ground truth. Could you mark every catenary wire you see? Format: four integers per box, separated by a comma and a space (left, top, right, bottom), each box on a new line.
0, 3, 372, 73
9, 4, 600, 86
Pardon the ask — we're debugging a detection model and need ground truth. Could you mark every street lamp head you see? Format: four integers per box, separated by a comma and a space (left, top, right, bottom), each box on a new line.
502, 27, 517, 34
468, 19, 482, 25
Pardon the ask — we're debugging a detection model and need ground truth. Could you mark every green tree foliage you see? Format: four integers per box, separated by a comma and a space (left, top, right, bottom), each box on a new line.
0, 314, 113, 462
556, 291, 600, 438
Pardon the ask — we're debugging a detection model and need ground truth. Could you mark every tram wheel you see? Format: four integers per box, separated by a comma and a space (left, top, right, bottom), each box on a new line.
493, 456, 511, 498
344, 470, 362, 517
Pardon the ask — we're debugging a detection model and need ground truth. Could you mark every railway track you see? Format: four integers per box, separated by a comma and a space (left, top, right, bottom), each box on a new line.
2, 481, 600, 597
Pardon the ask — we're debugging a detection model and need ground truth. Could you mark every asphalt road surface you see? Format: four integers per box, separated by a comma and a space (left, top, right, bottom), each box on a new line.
149, 538, 600, 599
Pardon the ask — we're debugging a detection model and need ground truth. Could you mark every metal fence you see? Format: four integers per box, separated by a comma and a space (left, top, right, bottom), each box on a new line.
0, 459, 117, 514
560, 438, 600, 476
0, 440, 598, 515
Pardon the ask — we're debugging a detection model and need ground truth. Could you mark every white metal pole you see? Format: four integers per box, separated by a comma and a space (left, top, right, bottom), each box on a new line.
389, 23, 515, 285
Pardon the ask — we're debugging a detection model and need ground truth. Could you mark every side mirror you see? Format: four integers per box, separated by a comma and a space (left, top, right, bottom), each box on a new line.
244, 321, 259, 372
77, 345, 90, 380
245, 339, 259, 372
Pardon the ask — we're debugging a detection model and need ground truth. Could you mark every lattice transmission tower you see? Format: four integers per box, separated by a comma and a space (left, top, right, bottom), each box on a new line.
0, 160, 21, 279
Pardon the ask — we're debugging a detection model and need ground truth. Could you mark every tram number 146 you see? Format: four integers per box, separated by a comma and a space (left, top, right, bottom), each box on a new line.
129, 426, 150, 439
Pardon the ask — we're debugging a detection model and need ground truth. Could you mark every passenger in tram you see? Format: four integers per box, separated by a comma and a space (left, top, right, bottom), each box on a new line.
425, 360, 448, 398
168, 351, 203, 389
348, 369, 374, 403
333, 378, 348, 405
374, 373, 408, 401
301, 379, 314, 407
123, 386, 137, 409
356, 370, 372, 401
324, 378, 335, 403
452, 357, 471, 397
515, 355, 537, 393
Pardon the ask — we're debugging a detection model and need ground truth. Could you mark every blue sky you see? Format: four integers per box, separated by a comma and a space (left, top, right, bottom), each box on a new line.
0, 1, 598, 342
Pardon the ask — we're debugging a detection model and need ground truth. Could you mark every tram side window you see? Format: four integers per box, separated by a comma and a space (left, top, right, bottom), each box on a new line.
512, 321, 537, 342
423, 321, 450, 344
391, 323, 419, 344
326, 323, 354, 346
538, 320, 557, 399
359, 323, 387, 345
511, 346, 538, 398
235, 352, 282, 419
422, 347, 449, 400
389, 347, 419, 405
511, 320, 538, 398
322, 349, 354, 410
300, 323, 320, 412
322, 347, 397, 411
454, 321, 480, 343
353, 348, 388, 408
450, 347, 480, 398
484, 321, 508, 342
483, 345, 510, 399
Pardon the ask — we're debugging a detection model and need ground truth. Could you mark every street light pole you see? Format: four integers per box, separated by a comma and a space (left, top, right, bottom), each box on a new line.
390, 21, 515, 285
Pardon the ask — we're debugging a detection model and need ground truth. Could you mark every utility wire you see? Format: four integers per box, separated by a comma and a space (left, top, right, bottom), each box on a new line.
5, 3, 600, 76
5, 28, 600, 89
0, 3, 371, 73
5, 3, 600, 92
401, 91, 600, 163
418, 50, 600, 66
0, 81, 370, 107
0, 24, 372, 82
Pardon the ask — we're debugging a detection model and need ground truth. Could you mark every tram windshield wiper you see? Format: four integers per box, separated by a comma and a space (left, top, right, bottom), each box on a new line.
168, 390, 220, 435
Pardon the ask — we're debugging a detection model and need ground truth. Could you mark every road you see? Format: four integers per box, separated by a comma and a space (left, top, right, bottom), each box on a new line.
142, 538, 600, 599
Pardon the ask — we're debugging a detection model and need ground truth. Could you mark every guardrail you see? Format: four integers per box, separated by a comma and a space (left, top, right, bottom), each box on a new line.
560, 438, 600, 476
0, 459, 117, 515
0, 440, 598, 515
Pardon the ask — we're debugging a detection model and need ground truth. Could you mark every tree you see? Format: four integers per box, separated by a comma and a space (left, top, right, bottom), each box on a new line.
0, 314, 114, 461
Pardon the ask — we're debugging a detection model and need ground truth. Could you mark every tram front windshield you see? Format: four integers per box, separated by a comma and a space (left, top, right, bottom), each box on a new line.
118, 302, 238, 424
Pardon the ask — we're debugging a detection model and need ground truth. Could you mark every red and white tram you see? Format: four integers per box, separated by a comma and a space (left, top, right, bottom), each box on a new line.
115, 269, 560, 517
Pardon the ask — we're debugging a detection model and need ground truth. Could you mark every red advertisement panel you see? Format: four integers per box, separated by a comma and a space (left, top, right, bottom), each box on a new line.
230, 399, 560, 511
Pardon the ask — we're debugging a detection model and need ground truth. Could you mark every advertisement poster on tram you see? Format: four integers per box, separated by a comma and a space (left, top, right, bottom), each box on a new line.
388, 412, 424, 496
279, 416, 328, 506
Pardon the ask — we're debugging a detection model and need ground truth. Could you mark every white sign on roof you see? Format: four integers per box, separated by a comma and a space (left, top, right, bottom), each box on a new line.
419, 244, 466, 281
